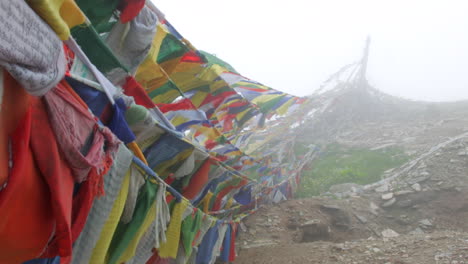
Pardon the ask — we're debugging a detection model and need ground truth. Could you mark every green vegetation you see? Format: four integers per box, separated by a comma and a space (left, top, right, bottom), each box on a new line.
295, 143, 410, 198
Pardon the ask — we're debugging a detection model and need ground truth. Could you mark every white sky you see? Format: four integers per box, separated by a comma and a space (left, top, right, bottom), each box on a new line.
153, 0, 468, 102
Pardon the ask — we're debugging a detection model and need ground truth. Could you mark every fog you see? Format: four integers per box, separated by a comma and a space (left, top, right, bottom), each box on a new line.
154, 0, 468, 102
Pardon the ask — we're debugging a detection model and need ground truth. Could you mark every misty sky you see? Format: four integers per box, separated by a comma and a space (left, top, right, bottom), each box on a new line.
154, 0, 468, 102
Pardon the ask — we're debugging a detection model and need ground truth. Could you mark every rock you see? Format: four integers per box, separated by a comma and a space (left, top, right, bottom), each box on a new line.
300, 220, 330, 242
240, 222, 247, 232
320, 205, 351, 230
382, 198, 396, 207
408, 175, 430, 184
369, 202, 380, 215
381, 193, 394, 200
396, 216, 410, 225
375, 184, 389, 193
458, 151, 467, 156
381, 228, 399, 238
434, 252, 452, 261
301, 219, 321, 227
411, 183, 422, 192
419, 219, 432, 226
394, 190, 414, 196
287, 220, 299, 229
320, 204, 341, 211
419, 219, 433, 229
420, 171, 430, 176
371, 247, 382, 253
242, 239, 277, 249
409, 227, 425, 235
354, 214, 368, 224
332, 243, 346, 251
329, 183, 364, 198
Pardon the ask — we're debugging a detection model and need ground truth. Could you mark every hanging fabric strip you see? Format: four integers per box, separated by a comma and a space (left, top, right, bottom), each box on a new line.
0, 105, 54, 263
154, 183, 170, 249
121, 164, 146, 224
88, 171, 130, 264
210, 222, 229, 263
65, 37, 117, 105
71, 145, 133, 264
157, 200, 188, 259
105, 6, 158, 73
26, 0, 86, 40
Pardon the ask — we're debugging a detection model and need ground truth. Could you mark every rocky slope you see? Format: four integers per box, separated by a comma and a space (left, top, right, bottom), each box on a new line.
234, 84, 468, 263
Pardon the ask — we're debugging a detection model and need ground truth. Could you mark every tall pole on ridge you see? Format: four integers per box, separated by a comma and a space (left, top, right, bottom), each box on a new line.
359, 36, 371, 86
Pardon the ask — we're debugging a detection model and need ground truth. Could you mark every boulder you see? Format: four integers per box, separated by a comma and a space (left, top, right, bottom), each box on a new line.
381, 193, 394, 200
381, 228, 399, 238
411, 183, 422, 192
382, 198, 396, 207
375, 184, 390, 193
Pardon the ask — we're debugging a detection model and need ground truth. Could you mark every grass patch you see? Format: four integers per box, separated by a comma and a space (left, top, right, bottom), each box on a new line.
295, 143, 410, 198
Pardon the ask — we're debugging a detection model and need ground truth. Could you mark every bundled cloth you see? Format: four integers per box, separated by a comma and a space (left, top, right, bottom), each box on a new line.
0, 0, 66, 96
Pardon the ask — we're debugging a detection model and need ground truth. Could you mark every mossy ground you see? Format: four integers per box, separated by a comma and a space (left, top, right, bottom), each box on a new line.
295, 143, 410, 198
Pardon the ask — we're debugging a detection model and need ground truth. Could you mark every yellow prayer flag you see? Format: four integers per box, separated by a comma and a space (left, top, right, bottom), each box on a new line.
158, 200, 189, 259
